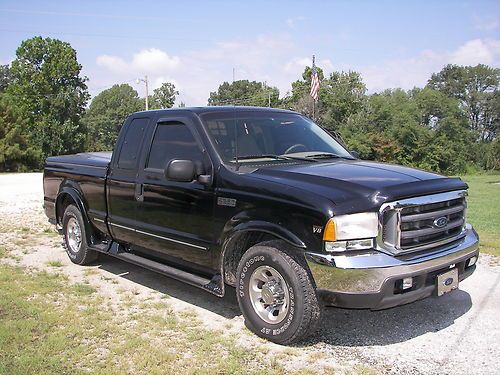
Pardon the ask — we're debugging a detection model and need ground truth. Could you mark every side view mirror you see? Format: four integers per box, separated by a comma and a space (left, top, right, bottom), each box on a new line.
350, 150, 360, 159
165, 159, 195, 182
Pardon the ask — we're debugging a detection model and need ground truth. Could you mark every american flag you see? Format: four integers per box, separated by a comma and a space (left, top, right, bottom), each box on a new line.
310, 55, 320, 101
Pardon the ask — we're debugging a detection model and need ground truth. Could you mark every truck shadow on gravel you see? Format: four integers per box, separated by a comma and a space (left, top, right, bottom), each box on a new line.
95, 254, 472, 347
96, 255, 242, 319
309, 290, 472, 347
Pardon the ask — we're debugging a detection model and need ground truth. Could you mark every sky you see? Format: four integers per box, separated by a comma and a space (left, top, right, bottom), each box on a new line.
1, 0, 499, 106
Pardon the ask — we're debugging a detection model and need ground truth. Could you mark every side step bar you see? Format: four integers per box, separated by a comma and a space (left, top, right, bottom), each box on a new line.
110, 252, 224, 297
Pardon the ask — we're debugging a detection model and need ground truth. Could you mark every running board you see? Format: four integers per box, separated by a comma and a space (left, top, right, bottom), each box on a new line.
110, 252, 224, 297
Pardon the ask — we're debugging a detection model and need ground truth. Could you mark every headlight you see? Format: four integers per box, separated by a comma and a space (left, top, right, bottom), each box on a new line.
323, 212, 378, 252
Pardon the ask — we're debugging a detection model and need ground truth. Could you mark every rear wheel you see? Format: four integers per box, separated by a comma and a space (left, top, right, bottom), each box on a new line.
236, 241, 321, 345
62, 205, 98, 265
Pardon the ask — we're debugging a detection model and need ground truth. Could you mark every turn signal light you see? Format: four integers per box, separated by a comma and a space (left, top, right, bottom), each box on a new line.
323, 219, 336, 241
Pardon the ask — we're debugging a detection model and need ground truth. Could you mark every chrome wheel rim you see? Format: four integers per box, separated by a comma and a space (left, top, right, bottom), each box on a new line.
67, 217, 82, 253
248, 265, 290, 324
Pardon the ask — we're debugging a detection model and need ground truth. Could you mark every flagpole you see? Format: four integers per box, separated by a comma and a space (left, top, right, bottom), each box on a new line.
312, 55, 316, 120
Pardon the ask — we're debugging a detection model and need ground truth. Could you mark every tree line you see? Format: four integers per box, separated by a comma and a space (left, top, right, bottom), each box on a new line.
1, 36, 498, 174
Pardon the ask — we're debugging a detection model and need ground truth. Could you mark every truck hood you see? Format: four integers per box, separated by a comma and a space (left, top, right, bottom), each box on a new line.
249, 160, 467, 214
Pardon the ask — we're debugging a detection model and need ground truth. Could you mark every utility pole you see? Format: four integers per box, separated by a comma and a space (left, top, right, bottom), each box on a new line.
137, 75, 149, 110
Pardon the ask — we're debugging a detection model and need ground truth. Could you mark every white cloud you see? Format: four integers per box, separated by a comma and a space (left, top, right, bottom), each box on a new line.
96, 55, 129, 73
358, 39, 500, 92
96, 48, 180, 77
284, 57, 311, 73
450, 39, 495, 65
131, 48, 180, 74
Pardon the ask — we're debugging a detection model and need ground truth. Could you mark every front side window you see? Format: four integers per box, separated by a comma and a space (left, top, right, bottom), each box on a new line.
147, 121, 203, 169
201, 112, 353, 163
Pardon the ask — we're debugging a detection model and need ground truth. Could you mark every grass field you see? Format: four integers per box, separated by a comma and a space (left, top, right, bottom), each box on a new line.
460, 174, 500, 256
0, 265, 318, 375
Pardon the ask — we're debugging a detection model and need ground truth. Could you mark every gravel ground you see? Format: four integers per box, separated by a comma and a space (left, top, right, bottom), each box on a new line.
1, 173, 499, 375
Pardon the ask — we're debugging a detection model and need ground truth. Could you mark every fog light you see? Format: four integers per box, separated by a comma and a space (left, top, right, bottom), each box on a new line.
325, 239, 374, 253
402, 277, 413, 290
467, 256, 478, 267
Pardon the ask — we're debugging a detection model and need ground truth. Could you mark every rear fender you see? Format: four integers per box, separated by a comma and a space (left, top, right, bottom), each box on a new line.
55, 184, 96, 246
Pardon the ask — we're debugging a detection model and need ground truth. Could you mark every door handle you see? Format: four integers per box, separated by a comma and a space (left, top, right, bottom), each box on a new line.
135, 183, 144, 202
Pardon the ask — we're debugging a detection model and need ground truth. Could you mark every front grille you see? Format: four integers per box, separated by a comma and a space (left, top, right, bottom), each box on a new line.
379, 191, 467, 255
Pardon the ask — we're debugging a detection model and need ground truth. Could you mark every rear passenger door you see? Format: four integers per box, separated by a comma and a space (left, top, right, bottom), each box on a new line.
133, 118, 216, 272
107, 116, 149, 244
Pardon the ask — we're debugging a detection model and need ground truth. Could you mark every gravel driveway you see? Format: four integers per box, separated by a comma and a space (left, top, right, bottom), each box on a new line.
1, 173, 499, 375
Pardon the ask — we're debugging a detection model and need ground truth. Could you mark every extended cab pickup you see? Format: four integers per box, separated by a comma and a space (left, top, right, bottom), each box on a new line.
44, 107, 479, 344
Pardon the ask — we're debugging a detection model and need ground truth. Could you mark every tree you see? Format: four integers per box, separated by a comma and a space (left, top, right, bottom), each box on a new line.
208, 80, 280, 107
427, 64, 499, 141
320, 71, 367, 130
7, 37, 89, 162
0, 93, 41, 171
0, 64, 13, 93
83, 84, 143, 151
148, 82, 178, 109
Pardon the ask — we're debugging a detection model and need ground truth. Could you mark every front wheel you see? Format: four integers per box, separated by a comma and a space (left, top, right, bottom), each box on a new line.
236, 241, 321, 344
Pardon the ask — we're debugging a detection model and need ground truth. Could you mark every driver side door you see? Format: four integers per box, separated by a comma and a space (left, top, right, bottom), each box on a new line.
133, 119, 216, 272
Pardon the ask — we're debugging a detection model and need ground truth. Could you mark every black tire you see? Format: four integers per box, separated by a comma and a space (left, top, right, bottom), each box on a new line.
62, 205, 98, 265
236, 240, 321, 345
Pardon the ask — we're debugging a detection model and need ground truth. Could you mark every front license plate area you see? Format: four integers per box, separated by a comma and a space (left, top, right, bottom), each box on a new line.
437, 268, 459, 296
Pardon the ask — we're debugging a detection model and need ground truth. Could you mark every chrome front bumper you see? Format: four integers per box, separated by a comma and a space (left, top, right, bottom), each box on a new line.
305, 224, 479, 310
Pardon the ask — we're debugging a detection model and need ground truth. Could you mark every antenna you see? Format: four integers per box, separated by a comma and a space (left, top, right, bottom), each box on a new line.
231, 68, 239, 167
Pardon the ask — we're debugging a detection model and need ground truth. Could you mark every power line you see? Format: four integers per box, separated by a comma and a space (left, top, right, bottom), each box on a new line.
0, 9, 198, 22
0, 28, 209, 42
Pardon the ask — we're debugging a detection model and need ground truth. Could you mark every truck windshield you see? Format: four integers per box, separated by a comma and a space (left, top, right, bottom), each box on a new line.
201, 111, 353, 164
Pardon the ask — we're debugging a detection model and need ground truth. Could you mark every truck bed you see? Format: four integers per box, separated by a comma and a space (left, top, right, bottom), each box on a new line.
46, 152, 112, 168
43, 152, 112, 232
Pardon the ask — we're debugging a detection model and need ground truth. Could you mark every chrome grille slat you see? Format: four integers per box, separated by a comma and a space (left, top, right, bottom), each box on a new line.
400, 204, 465, 222
400, 218, 464, 239
378, 190, 467, 255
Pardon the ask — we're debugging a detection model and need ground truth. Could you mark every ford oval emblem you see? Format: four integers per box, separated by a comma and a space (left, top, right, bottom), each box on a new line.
433, 216, 449, 228
444, 277, 454, 286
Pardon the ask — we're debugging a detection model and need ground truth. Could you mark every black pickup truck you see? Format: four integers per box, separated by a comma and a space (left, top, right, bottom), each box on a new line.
43, 107, 479, 344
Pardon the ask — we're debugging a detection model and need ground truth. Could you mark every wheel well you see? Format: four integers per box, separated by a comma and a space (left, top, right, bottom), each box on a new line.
56, 193, 77, 225
223, 231, 284, 287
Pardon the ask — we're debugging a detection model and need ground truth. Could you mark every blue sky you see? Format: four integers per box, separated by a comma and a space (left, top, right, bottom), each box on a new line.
1, 1, 499, 105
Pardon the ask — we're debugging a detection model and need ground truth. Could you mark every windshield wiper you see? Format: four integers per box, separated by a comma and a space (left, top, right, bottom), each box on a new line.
305, 152, 353, 160
234, 154, 288, 161
233, 154, 317, 162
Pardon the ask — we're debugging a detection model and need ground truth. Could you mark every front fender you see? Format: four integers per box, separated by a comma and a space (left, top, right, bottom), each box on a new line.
222, 219, 306, 249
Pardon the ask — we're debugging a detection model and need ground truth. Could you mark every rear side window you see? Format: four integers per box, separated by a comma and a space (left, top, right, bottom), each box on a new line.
117, 118, 148, 169
147, 122, 203, 169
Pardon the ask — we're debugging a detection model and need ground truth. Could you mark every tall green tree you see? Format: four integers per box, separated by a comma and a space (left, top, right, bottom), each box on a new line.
7, 36, 89, 162
83, 84, 143, 151
320, 71, 367, 130
208, 80, 280, 107
148, 82, 179, 109
427, 64, 499, 141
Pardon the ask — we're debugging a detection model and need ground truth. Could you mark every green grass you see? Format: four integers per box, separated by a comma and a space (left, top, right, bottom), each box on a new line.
461, 174, 500, 256
46, 260, 63, 268
0, 264, 330, 375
